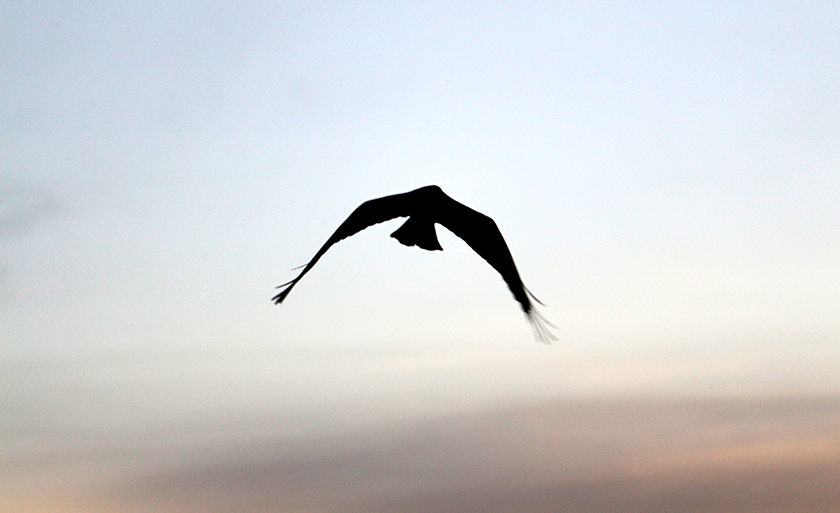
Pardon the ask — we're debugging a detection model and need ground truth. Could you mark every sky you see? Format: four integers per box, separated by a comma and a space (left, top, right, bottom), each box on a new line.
2, 1, 839, 511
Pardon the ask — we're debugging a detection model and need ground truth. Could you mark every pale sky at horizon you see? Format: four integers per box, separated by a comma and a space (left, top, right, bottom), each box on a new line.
2, 1, 839, 511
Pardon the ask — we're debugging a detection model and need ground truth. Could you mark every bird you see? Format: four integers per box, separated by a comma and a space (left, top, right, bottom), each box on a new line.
273, 185, 555, 342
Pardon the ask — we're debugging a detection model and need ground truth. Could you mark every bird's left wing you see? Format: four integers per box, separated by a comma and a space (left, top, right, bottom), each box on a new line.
273, 191, 415, 304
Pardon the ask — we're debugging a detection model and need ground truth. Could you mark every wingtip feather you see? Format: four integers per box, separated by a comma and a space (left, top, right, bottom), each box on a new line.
523, 298, 557, 343
272, 282, 295, 304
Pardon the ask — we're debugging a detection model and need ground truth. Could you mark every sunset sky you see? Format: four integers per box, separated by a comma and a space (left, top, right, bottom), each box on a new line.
2, 1, 839, 511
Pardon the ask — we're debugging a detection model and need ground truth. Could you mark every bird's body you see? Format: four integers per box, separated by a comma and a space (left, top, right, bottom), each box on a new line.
274, 185, 555, 342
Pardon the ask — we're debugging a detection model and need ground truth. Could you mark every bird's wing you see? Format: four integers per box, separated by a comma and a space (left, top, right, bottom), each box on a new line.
432, 189, 556, 342
273, 191, 415, 304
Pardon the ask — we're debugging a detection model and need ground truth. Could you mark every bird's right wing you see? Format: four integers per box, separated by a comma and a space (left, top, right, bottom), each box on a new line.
432, 189, 557, 343
273, 191, 415, 304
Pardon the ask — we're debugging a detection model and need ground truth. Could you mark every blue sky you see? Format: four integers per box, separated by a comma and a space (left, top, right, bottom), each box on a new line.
2, 1, 839, 511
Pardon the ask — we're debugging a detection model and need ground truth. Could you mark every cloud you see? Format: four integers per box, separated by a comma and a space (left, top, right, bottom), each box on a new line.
73, 396, 840, 513
0, 183, 59, 238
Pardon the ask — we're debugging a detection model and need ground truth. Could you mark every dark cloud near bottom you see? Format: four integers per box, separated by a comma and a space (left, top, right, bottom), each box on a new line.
360, 463, 840, 513
106, 396, 840, 513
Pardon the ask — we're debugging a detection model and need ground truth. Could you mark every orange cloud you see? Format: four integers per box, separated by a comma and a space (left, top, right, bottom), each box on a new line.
8, 395, 833, 513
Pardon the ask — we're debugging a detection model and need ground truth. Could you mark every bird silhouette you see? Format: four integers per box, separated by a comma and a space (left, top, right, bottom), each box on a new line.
274, 185, 555, 342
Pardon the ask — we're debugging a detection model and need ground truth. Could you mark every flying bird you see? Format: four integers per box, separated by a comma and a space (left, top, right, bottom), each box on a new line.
274, 185, 555, 342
